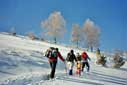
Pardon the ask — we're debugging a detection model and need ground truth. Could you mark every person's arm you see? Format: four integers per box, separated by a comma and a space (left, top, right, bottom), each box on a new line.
81, 53, 84, 60
66, 53, 69, 61
58, 52, 65, 62
87, 54, 91, 61
74, 54, 77, 62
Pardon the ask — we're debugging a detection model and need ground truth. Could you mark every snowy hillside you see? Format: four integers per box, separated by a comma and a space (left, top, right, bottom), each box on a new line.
0, 32, 127, 85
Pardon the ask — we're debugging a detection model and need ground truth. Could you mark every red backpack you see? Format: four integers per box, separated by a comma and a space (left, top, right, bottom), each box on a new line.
81, 52, 88, 60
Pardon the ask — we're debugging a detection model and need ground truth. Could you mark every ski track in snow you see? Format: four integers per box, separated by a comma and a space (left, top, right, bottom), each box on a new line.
0, 33, 127, 85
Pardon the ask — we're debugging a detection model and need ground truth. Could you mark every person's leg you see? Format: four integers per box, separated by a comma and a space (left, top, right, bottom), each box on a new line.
50, 62, 53, 68
67, 62, 71, 70
67, 62, 70, 74
69, 62, 73, 75
86, 62, 90, 72
71, 62, 74, 75
50, 62, 57, 79
81, 62, 85, 72
67, 62, 73, 75
79, 62, 81, 75
76, 63, 79, 75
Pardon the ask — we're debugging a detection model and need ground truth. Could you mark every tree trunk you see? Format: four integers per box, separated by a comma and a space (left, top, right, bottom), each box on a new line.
90, 46, 93, 52
54, 37, 56, 44
76, 41, 78, 48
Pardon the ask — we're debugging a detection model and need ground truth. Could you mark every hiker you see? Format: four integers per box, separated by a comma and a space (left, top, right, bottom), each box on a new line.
96, 48, 106, 66
81, 51, 91, 72
45, 47, 65, 79
113, 52, 125, 68
96, 48, 101, 60
76, 53, 82, 76
66, 50, 77, 75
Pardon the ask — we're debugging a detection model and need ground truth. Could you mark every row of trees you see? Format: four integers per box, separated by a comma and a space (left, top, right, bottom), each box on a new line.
71, 19, 100, 51
41, 11, 100, 51
9, 11, 100, 51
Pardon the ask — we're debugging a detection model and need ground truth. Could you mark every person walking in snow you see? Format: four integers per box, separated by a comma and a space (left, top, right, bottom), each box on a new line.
76, 53, 82, 76
45, 47, 65, 79
81, 51, 91, 72
66, 50, 77, 75
113, 52, 125, 68
96, 48, 101, 60
96, 48, 106, 66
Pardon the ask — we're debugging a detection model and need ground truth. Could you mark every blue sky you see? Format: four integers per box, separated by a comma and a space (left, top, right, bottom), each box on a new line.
0, 0, 127, 52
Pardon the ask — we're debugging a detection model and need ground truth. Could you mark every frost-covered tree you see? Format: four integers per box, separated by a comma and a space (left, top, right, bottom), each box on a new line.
41, 11, 66, 43
82, 19, 100, 51
71, 24, 82, 48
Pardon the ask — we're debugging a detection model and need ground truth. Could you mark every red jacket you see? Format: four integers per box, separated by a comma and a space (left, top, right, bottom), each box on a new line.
48, 52, 65, 62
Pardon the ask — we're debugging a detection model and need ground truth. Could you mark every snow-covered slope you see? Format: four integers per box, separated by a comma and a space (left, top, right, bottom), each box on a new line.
0, 33, 127, 85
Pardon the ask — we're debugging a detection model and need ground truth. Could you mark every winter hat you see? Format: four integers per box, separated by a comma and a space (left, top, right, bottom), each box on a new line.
56, 48, 59, 51
71, 50, 74, 53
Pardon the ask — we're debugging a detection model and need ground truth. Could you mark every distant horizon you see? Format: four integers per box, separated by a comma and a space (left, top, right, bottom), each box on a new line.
0, 31, 125, 54
0, 0, 127, 52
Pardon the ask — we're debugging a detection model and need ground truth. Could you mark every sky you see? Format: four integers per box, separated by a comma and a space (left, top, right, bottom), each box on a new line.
0, 0, 127, 52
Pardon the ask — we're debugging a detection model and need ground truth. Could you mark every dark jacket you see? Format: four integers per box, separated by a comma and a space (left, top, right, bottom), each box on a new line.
76, 55, 82, 61
66, 52, 77, 62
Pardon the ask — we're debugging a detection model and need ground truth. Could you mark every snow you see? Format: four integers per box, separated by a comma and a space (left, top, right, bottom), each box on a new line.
0, 33, 127, 85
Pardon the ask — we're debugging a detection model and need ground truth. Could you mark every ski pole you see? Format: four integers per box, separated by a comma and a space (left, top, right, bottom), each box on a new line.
64, 61, 67, 76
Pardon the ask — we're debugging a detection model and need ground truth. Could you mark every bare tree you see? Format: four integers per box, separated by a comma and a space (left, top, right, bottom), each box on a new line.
71, 24, 82, 48
82, 19, 100, 52
41, 11, 66, 43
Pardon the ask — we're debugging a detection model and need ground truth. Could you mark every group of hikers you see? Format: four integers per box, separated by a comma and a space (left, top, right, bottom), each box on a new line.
44, 47, 125, 80
45, 47, 91, 79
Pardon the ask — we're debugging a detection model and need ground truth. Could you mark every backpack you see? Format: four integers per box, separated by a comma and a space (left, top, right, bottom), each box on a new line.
66, 53, 71, 61
76, 55, 82, 61
82, 52, 88, 60
47, 48, 58, 59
